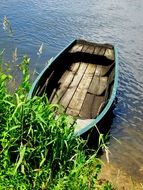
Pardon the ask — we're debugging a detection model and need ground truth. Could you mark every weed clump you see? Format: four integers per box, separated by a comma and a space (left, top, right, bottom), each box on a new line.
0, 55, 113, 189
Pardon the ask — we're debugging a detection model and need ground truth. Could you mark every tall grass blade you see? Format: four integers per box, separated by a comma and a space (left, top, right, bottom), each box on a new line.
14, 144, 26, 174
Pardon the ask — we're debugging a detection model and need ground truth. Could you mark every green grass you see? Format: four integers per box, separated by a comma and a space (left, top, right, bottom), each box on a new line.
0, 53, 114, 189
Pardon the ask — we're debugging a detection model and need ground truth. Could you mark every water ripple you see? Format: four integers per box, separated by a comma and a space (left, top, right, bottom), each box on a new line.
0, 0, 143, 182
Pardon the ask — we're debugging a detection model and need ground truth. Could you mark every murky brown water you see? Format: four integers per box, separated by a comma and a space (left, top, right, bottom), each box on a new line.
0, 0, 143, 183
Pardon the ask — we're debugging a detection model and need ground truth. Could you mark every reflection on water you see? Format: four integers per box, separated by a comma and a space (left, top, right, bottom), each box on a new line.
0, 0, 143, 182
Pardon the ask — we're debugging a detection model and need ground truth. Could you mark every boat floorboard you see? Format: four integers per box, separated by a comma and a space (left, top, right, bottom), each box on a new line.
48, 42, 114, 119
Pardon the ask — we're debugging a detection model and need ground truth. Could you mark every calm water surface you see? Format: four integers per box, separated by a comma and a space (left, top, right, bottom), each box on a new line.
0, 0, 143, 182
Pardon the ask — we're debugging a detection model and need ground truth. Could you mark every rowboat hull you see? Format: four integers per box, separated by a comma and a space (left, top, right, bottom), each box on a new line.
29, 39, 118, 136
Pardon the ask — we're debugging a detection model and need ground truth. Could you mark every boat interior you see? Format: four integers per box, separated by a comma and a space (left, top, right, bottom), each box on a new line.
36, 40, 115, 120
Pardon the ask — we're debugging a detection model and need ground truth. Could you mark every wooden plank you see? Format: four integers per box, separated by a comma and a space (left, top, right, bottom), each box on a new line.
82, 45, 89, 53
50, 87, 67, 103
104, 48, 114, 60
60, 63, 87, 108
66, 108, 79, 117
98, 47, 106, 56
59, 71, 74, 87
100, 65, 108, 76
78, 76, 93, 89
70, 63, 87, 88
37, 71, 54, 95
66, 45, 96, 112
94, 65, 102, 76
86, 63, 96, 74
104, 68, 114, 100
69, 62, 80, 73
91, 96, 105, 117
88, 75, 100, 94
94, 46, 101, 55
101, 68, 114, 104
50, 43, 93, 106
68, 88, 87, 111
109, 84, 113, 98
79, 64, 96, 88
49, 70, 74, 103
69, 44, 80, 53
109, 68, 115, 83
79, 93, 106, 119
100, 62, 114, 76
50, 62, 81, 103
60, 87, 76, 108
96, 77, 108, 95
68, 63, 96, 111
79, 93, 95, 119
69, 44, 83, 53
75, 44, 83, 52
88, 76, 108, 95
85, 46, 95, 54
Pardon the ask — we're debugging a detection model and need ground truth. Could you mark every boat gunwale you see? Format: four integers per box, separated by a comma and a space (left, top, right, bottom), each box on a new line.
28, 39, 118, 136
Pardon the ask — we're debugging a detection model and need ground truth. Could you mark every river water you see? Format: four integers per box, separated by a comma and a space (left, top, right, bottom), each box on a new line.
0, 0, 143, 182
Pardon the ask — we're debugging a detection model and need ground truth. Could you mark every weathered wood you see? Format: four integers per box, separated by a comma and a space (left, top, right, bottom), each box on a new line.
38, 71, 54, 95
50, 87, 67, 103
91, 95, 105, 117
70, 63, 88, 88
97, 77, 108, 95
68, 88, 87, 111
51, 44, 96, 107
88, 76, 108, 95
79, 63, 96, 88
109, 84, 114, 98
47, 43, 113, 117
69, 44, 83, 53
50, 62, 81, 103
59, 71, 74, 87
104, 48, 114, 60
79, 93, 95, 119
102, 68, 114, 104
66, 107, 79, 117
109, 68, 115, 84
60, 63, 87, 108
100, 66, 108, 76
69, 62, 80, 73
82, 45, 89, 53
99, 61, 114, 76
94, 65, 102, 76
88, 75, 100, 94
67, 58, 96, 112
94, 46, 101, 55
85, 46, 95, 54
78, 75, 93, 89
74, 44, 83, 52
98, 47, 106, 56
29, 39, 116, 136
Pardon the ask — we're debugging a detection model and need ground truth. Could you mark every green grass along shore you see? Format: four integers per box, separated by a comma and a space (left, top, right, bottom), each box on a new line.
0, 55, 114, 189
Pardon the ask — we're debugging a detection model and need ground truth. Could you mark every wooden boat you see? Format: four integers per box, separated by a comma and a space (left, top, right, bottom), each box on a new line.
29, 39, 118, 136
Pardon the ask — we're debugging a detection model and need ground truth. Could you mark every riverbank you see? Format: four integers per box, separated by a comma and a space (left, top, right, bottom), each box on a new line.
0, 56, 114, 189
99, 162, 143, 190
